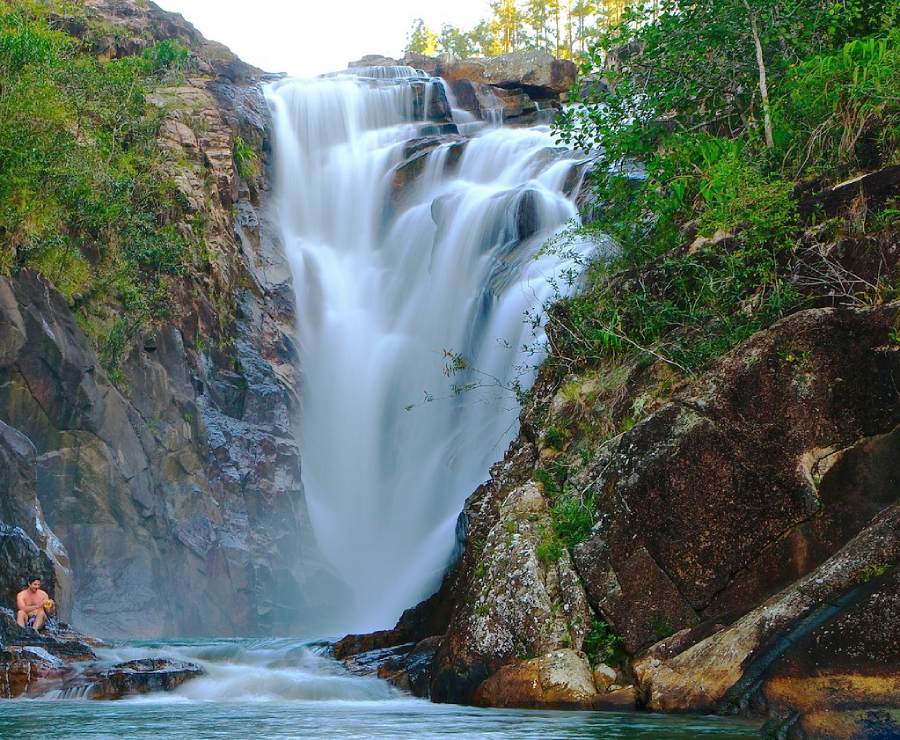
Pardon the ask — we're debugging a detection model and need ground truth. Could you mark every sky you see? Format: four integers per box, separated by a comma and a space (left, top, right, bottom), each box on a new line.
154, 0, 491, 78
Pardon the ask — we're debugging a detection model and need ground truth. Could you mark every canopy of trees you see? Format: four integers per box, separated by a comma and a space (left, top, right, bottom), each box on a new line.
405, 0, 635, 58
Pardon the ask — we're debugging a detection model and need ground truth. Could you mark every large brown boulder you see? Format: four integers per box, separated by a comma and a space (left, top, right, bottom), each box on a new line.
483, 51, 577, 94
572, 305, 899, 653
473, 649, 604, 709
633, 503, 899, 734
431, 52, 576, 96
758, 565, 900, 739
78, 658, 204, 700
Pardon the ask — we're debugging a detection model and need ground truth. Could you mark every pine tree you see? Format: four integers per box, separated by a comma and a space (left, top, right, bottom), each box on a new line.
490, 0, 521, 54
523, 0, 551, 50
571, 0, 595, 53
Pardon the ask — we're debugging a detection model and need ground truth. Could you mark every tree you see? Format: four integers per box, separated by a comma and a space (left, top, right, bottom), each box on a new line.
548, 0, 562, 55
405, 18, 438, 56
522, 0, 549, 49
469, 19, 503, 56
438, 24, 475, 57
491, 0, 521, 54
571, 0, 596, 53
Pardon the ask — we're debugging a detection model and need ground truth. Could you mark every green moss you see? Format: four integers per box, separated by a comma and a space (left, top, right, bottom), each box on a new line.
861, 563, 891, 581
535, 527, 563, 565
543, 424, 566, 450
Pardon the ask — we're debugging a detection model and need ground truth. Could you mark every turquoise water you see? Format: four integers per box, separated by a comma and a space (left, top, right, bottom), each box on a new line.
0, 639, 761, 739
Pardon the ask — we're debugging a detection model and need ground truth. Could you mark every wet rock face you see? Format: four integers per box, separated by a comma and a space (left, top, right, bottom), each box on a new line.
0, 421, 71, 615
376, 636, 443, 698
0, 265, 311, 638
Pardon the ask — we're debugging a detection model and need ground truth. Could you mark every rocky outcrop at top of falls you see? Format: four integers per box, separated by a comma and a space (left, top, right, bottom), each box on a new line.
349, 50, 578, 126
336, 295, 900, 737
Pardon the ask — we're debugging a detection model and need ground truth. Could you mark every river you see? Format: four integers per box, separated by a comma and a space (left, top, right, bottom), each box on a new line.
0, 638, 760, 738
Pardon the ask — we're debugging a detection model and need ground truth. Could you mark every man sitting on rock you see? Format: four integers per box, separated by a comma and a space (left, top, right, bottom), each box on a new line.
16, 576, 55, 631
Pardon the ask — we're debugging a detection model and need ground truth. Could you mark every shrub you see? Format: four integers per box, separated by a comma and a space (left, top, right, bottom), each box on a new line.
233, 135, 259, 180
0, 7, 199, 366
23, 238, 91, 302
583, 618, 624, 665
775, 30, 900, 173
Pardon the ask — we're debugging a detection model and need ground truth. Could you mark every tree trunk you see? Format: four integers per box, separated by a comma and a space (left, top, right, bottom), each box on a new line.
744, 0, 774, 149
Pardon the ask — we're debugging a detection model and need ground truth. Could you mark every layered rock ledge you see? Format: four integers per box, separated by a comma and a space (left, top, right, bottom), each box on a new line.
0, 608, 201, 699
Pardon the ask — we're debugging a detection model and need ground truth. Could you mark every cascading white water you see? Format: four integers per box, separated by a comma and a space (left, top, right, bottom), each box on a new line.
266, 68, 592, 635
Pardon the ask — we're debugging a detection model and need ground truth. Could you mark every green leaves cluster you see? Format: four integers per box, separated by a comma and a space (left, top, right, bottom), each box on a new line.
550, 0, 899, 373
583, 617, 624, 665
0, 2, 196, 376
533, 464, 596, 554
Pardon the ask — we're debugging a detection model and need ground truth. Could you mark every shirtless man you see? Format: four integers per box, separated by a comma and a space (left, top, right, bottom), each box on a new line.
16, 576, 54, 631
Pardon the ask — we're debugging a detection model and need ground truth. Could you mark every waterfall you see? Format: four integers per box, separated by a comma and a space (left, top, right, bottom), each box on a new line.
266, 68, 592, 636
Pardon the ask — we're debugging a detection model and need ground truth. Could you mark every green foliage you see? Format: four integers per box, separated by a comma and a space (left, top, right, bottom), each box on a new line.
0, 4, 198, 374
233, 134, 259, 181
543, 424, 567, 449
550, 0, 898, 374
583, 618, 624, 665
139, 38, 189, 74
404, 17, 438, 55
536, 526, 564, 564
861, 562, 891, 581
649, 614, 675, 640
22, 237, 91, 301
534, 463, 596, 551
549, 490, 595, 548
775, 31, 900, 172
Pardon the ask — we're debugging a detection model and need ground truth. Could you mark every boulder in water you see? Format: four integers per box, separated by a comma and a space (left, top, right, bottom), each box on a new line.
78, 658, 204, 700
472, 649, 635, 710
0, 645, 73, 697
431, 482, 594, 705
376, 636, 442, 698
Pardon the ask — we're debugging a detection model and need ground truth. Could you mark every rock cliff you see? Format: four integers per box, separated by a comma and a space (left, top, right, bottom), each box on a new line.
0, 0, 332, 638
336, 188, 899, 737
